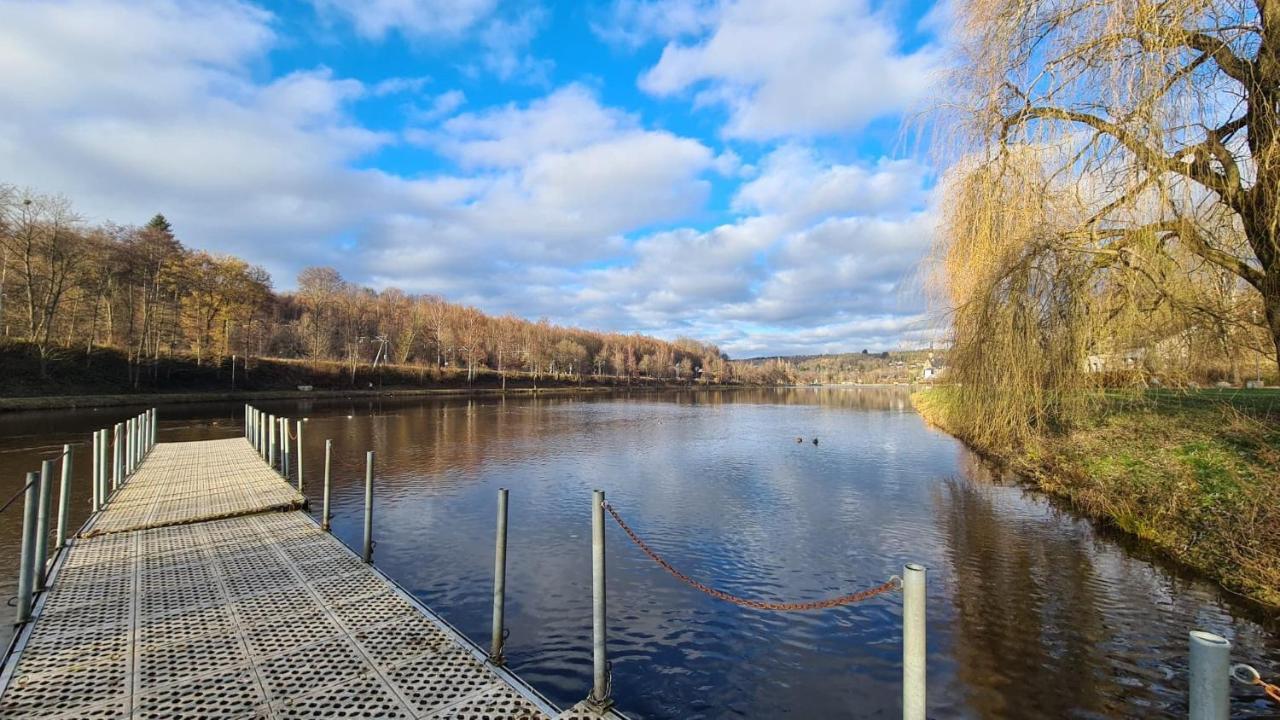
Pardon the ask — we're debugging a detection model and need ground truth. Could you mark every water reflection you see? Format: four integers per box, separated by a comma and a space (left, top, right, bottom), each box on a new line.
0, 387, 1276, 718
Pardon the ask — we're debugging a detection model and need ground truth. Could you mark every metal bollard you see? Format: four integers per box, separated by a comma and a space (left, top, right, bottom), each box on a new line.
322, 440, 332, 531
91, 431, 101, 512
15, 472, 39, 624
903, 563, 927, 720
56, 444, 72, 550
33, 460, 54, 592
268, 414, 277, 469
490, 488, 509, 665
1189, 630, 1230, 720
296, 420, 304, 491
362, 451, 375, 563
589, 489, 611, 709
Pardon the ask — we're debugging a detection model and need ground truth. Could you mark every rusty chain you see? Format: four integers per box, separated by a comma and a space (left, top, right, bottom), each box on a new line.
1232, 664, 1280, 704
602, 501, 901, 611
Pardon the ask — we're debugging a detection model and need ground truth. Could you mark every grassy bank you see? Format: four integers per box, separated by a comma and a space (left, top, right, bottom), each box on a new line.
913, 386, 1280, 607
0, 344, 711, 412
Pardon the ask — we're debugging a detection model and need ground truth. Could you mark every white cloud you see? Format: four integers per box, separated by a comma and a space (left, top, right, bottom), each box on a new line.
410, 89, 467, 123
637, 0, 941, 139
0, 0, 939, 356
432, 85, 637, 168
591, 0, 717, 48
309, 0, 497, 39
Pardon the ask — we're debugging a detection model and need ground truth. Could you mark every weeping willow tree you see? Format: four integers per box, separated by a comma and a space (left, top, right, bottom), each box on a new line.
933, 0, 1280, 446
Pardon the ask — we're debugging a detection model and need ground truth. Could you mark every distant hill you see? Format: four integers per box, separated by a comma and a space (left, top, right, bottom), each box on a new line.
732, 349, 945, 384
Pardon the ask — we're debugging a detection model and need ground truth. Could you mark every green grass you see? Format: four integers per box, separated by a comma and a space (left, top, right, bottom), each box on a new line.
914, 386, 1280, 607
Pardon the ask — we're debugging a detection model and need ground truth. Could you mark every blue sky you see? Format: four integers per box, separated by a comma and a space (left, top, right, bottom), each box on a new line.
0, 0, 947, 357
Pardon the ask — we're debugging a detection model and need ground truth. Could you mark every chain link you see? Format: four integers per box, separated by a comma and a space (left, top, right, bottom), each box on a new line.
603, 501, 901, 611
1232, 663, 1280, 704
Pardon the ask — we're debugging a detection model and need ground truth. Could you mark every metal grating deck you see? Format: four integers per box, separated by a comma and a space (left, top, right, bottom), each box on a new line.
1, 437, 622, 719
83, 439, 305, 537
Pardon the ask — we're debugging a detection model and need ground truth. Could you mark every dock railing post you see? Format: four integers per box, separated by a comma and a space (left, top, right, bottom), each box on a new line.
268, 414, 277, 469
490, 487, 509, 665
56, 444, 71, 550
588, 489, 611, 709
91, 431, 101, 512
112, 424, 122, 491
1189, 630, 1230, 720
295, 420, 304, 491
15, 472, 39, 625
903, 563, 927, 720
362, 451, 375, 563
322, 440, 332, 531
99, 429, 109, 502
280, 415, 290, 476
33, 460, 54, 592
151, 408, 157, 448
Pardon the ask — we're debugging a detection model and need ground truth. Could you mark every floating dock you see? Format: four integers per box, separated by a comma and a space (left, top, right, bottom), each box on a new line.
0, 434, 617, 719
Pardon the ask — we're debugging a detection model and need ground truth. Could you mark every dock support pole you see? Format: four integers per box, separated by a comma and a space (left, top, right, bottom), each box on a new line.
589, 489, 611, 709
91, 431, 101, 512
362, 451, 375, 563
33, 460, 54, 592
296, 420, 304, 491
322, 440, 332, 531
56, 444, 71, 550
151, 408, 157, 448
112, 424, 122, 491
903, 563, 927, 720
99, 430, 109, 502
1189, 631, 1230, 720
15, 472, 39, 625
125, 418, 132, 475
268, 414, 277, 469
283, 417, 291, 480
490, 488, 509, 665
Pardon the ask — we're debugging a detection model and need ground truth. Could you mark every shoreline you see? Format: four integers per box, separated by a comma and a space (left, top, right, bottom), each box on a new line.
910, 387, 1280, 610
0, 383, 723, 413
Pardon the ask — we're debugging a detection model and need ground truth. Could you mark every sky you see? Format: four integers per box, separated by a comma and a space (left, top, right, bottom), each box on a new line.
0, 0, 948, 358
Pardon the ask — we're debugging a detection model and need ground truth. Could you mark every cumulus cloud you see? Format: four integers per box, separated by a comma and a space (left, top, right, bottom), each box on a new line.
635, 0, 941, 138
0, 0, 940, 356
308, 0, 498, 39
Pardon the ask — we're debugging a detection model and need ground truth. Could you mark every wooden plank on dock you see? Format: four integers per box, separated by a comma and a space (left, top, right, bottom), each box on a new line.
1, 436, 622, 719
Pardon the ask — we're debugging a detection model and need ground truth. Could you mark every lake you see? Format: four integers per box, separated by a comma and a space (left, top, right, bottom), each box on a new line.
0, 387, 1276, 717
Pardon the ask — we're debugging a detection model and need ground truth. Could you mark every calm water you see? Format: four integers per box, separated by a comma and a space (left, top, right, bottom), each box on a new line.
0, 387, 1277, 718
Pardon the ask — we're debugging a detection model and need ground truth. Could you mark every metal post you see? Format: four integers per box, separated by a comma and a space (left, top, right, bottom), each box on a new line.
99, 429, 108, 502
56, 444, 72, 550
295, 420, 304, 491
112, 424, 122, 491
91, 430, 100, 512
282, 417, 291, 479
1189, 630, 1230, 720
322, 440, 332, 531
268, 414, 277, 469
124, 418, 132, 475
150, 408, 156, 448
33, 460, 54, 592
903, 563, 927, 720
362, 451, 374, 563
15, 472, 39, 624
589, 489, 610, 708
490, 488, 509, 665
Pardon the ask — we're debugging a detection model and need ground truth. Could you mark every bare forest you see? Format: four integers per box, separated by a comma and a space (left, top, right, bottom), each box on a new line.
0, 185, 756, 391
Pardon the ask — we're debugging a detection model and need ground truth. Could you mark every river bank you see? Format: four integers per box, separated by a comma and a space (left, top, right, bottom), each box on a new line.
0, 344, 724, 412
912, 386, 1280, 608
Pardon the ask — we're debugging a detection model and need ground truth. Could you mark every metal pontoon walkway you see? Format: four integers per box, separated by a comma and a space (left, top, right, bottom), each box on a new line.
0, 437, 611, 719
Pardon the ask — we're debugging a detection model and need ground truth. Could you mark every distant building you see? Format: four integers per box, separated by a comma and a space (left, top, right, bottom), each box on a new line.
922, 354, 945, 380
